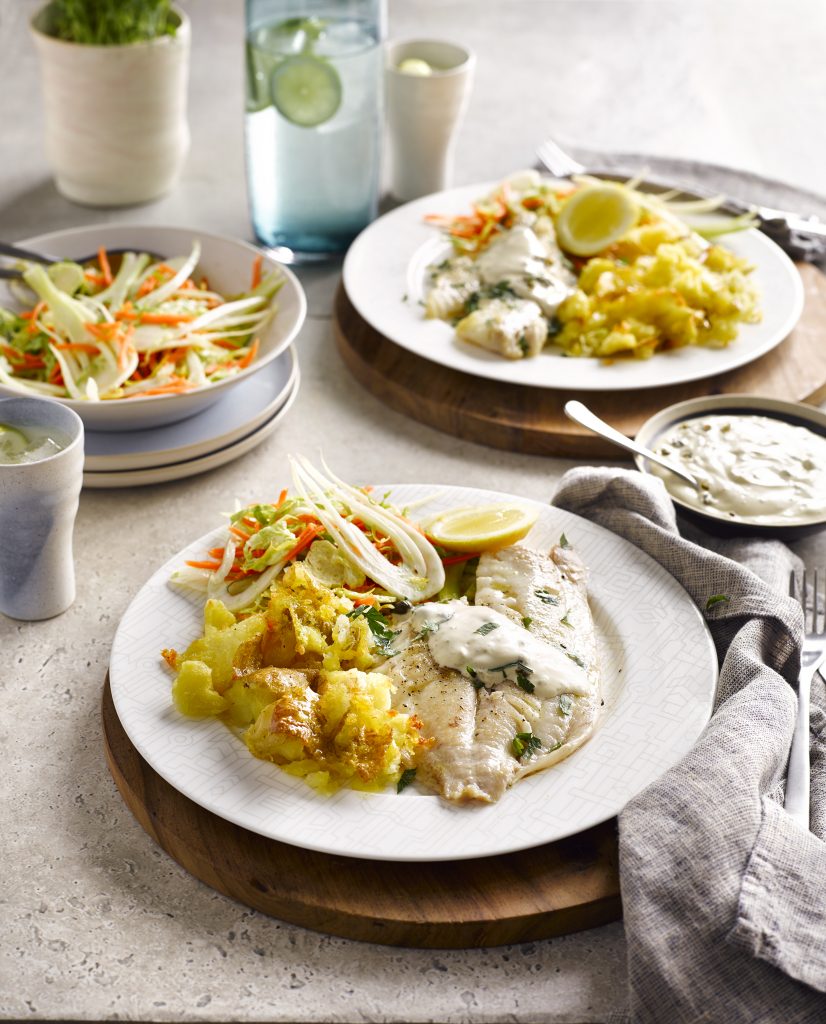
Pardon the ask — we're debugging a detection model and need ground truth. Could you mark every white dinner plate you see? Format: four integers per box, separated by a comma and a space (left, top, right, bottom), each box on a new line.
109, 483, 717, 862
84, 346, 298, 472
83, 375, 299, 489
343, 179, 804, 391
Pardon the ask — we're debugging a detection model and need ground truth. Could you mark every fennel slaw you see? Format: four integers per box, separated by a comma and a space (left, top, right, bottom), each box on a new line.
0, 242, 283, 401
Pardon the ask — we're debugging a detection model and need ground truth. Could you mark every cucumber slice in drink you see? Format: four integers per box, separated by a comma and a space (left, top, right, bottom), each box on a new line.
270, 55, 342, 127
0, 423, 30, 464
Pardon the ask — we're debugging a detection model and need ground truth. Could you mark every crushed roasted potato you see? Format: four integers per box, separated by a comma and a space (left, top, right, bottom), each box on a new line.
555, 222, 761, 359
168, 572, 429, 794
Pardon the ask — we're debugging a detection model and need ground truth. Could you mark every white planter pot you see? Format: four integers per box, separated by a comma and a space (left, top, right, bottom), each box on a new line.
30, 5, 190, 207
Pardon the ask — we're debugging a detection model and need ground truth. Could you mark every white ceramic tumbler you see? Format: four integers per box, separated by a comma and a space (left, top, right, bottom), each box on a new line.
0, 398, 84, 620
30, 5, 190, 207
385, 39, 475, 202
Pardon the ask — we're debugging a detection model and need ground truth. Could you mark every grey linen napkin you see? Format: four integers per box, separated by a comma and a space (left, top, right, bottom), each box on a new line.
551, 467, 826, 1024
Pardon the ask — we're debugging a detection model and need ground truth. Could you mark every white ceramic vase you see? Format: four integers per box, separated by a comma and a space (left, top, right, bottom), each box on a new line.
30, 4, 190, 207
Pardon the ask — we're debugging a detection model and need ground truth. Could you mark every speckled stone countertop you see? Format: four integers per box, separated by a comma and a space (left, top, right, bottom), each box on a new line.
2, 1, 825, 1020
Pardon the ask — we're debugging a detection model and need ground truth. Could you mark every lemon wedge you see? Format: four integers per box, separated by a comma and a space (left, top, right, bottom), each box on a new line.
424, 504, 539, 552
555, 183, 639, 256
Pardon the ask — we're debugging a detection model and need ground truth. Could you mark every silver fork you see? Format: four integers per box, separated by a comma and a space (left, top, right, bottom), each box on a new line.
785, 568, 826, 829
536, 136, 826, 263
536, 137, 588, 179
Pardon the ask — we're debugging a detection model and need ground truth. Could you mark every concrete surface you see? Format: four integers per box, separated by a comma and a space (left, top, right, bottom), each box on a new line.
2, 1, 825, 1020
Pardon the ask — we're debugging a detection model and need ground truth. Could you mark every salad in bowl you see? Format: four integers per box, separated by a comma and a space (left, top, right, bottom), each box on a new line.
0, 225, 307, 430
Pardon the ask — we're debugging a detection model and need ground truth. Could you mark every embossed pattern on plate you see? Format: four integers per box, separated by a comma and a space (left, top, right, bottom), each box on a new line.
109, 485, 717, 861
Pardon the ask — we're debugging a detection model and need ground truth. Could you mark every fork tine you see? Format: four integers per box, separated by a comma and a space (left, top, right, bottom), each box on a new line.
536, 138, 586, 178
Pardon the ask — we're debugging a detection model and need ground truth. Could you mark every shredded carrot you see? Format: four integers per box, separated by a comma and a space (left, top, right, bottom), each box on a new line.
98, 247, 113, 287
118, 310, 195, 325
136, 276, 158, 298
352, 594, 379, 607
185, 559, 222, 570
1, 343, 44, 367
282, 523, 324, 565
20, 302, 45, 321
236, 337, 259, 370
85, 322, 121, 342
54, 342, 100, 355
276, 488, 288, 506
208, 547, 226, 559
228, 524, 253, 542
250, 254, 263, 290
440, 551, 482, 566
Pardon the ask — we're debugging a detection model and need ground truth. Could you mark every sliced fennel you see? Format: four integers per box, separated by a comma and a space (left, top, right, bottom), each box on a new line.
0, 242, 284, 402
172, 457, 447, 614
572, 173, 760, 243
289, 455, 445, 602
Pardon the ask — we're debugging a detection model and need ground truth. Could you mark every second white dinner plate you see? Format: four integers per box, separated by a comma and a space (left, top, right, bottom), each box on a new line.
109, 483, 717, 862
84, 346, 298, 472
83, 375, 299, 489
343, 177, 804, 391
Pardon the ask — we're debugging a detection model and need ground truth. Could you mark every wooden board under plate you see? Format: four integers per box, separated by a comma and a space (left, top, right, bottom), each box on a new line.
102, 677, 621, 948
333, 263, 826, 457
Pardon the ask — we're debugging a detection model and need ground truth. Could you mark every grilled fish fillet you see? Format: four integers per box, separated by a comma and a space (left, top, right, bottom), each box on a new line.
383, 543, 600, 803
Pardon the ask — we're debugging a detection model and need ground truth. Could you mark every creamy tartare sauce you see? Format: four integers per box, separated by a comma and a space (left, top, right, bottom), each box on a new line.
409, 602, 591, 699
651, 414, 826, 525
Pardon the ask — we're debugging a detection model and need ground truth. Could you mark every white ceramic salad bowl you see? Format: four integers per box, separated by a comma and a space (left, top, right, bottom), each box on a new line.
0, 224, 307, 430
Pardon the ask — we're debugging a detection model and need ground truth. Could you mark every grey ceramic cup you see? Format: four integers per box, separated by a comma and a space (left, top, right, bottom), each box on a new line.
0, 397, 84, 620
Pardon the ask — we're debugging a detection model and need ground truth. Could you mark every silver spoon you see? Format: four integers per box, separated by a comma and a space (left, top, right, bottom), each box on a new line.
563, 400, 700, 490
0, 243, 164, 280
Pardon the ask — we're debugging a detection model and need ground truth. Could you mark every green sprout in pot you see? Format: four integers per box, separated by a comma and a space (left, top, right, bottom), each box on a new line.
44, 0, 179, 45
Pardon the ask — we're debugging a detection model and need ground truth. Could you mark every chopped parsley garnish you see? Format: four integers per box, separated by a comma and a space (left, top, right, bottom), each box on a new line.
559, 532, 571, 549
516, 671, 535, 694
559, 613, 572, 628
558, 694, 573, 717
518, 334, 529, 356
417, 619, 440, 639
396, 768, 417, 793
475, 622, 499, 636
706, 594, 730, 610
534, 588, 559, 605
347, 606, 400, 654
512, 731, 542, 760
467, 666, 485, 691
565, 651, 586, 669
521, 616, 532, 629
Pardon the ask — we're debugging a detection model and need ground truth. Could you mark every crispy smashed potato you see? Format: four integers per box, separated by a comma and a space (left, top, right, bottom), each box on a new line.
555, 222, 761, 359
169, 571, 429, 794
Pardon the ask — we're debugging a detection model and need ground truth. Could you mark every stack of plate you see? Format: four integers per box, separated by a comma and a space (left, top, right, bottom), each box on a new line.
83, 346, 299, 489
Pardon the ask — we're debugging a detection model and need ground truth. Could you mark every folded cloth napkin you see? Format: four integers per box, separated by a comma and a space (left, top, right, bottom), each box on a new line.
551, 467, 826, 1024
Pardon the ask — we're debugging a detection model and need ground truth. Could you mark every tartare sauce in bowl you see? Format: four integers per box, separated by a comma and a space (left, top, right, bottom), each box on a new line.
634, 395, 826, 533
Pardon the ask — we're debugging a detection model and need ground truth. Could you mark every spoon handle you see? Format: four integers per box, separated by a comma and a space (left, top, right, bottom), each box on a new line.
0, 242, 55, 265
563, 400, 698, 488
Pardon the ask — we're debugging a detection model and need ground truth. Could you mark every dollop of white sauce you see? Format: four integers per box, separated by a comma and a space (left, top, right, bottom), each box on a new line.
410, 602, 592, 698
651, 414, 826, 525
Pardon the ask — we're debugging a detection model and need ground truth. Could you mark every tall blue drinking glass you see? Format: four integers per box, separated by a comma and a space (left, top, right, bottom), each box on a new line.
244, 0, 386, 262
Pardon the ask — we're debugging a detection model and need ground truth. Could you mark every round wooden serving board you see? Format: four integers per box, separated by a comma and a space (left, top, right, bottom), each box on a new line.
102, 677, 621, 948
333, 263, 826, 457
